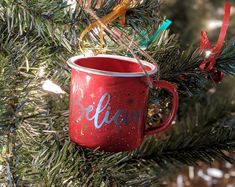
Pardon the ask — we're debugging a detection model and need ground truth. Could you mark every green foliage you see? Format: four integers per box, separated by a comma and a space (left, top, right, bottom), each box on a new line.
0, 0, 235, 186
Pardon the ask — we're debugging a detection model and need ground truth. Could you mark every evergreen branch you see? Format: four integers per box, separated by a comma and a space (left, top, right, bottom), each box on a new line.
7, 81, 235, 186
1, 1, 235, 186
218, 42, 235, 75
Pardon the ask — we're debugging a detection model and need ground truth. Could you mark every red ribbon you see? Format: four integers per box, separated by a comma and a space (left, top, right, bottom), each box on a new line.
199, 2, 231, 82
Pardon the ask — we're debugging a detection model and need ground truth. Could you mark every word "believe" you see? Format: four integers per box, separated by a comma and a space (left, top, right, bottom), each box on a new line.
73, 92, 142, 129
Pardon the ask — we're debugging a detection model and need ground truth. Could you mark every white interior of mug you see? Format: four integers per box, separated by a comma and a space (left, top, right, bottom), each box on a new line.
67, 54, 158, 77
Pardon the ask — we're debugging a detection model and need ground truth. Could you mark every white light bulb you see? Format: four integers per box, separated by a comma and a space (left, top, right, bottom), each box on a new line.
207, 20, 223, 30
38, 67, 45, 77
42, 80, 65, 94
189, 166, 195, 179
207, 168, 223, 178
64, 0, 77, 13
205, 50, 212, 58
217, 7, 235, 15
176, 175, 184, 187
84, 50, 95, 57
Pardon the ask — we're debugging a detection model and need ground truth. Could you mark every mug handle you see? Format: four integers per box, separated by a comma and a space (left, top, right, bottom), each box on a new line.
145, 80, 179, 136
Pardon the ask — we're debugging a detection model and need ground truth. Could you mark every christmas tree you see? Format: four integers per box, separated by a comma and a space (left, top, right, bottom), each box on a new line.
1, 0, 235, 186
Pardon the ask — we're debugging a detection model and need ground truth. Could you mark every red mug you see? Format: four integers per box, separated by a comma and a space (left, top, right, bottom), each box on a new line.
67, 54, 178, 152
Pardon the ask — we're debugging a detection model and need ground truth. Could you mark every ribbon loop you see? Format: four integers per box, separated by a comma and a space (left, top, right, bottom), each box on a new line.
200, 31, 212, 51
199, 2, 231, 82
79, 0, 134, 52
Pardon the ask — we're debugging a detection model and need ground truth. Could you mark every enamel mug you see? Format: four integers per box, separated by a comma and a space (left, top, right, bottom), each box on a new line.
67, 54, 178, 152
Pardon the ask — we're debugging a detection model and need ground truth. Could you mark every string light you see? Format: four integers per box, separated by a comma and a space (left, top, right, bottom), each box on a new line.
88, 27, 102, 42
207, 168, 223, 178
205, 50, 212, 58
42, 80, 65, 94
38, 67, 45, 77
207, 20, 223, 30
189, 166, 195, 179
217, 7, 235, 15
84, 50, 95, 57
65, 0, 77, 13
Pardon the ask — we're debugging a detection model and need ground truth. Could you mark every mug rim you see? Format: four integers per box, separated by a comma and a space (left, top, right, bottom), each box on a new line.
67, 54, 158, 77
